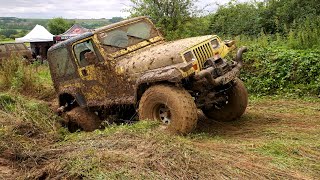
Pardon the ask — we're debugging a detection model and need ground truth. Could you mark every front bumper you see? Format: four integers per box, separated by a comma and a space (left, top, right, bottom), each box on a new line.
194, 47, 247, 86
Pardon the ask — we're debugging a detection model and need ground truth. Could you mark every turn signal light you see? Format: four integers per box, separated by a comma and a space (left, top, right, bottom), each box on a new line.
214, 52, 221, 60
192, 64, 198, 70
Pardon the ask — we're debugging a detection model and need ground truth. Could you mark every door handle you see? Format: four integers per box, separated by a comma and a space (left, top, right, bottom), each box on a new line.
81, 69, 88, 76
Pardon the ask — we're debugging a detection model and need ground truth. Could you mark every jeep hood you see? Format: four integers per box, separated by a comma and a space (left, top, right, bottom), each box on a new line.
117, 35, 214, 75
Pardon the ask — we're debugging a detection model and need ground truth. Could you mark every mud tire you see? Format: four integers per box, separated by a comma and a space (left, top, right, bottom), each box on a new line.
203, 78, 248, 122
138, 84, 198, 134
65, 107, 101, 132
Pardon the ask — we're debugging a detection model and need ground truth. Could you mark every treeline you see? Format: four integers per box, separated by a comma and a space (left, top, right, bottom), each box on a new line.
129, 0, 320, 49
209, 0, 320, 35
208, 0, 320, 49
0, 17, 47, 30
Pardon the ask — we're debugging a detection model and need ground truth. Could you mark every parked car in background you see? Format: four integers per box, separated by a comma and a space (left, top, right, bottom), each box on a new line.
0, 43, 32, 63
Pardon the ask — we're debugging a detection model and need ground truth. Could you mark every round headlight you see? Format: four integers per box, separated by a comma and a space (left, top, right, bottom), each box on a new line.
211, 39, 219, 49
183, 51, 195, 62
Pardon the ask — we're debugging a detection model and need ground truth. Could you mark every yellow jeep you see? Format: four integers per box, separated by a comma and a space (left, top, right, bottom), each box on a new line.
48, 17, 248, 134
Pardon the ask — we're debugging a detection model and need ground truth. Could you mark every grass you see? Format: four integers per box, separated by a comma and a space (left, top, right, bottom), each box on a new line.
0, 56, 54, 99
0, 39, 14, 43
0, 92, 59, 134
0, 39, 31, 47
0, 94, 319, 179
0, 92, 61, 179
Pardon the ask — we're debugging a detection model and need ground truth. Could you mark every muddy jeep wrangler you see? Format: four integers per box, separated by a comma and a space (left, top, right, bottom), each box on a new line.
48, 17, 248, 134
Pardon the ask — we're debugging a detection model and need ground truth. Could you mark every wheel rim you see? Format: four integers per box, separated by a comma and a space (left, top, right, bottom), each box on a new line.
155, 104, 171, 124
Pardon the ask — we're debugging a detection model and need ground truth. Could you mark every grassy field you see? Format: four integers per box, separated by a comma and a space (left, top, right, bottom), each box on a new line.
0, 39, 31, 48
0, 93, 319, 179
0, 39, 15, 43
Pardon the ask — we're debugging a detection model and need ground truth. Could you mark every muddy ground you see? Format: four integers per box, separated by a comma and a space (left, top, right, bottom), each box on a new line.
0, 97, 319, 179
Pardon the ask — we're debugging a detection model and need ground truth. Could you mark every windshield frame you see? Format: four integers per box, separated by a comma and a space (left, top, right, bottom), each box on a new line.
96, 17, 164, 58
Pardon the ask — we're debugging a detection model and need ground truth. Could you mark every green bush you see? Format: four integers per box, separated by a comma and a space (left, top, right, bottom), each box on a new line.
241, 45, 320, 96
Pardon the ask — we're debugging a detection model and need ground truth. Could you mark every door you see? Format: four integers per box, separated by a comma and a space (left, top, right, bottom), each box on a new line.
73, 37, 136, 106
73, 38, 108, 105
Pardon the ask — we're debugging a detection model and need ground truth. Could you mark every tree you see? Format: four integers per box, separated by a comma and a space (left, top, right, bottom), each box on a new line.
110, 17, 124, 23
260, 0, 320, 33
0, 35, 6, 41
208, 2, 262, 36
128, 0, 199, 39
0, 29, 18, 38
47, 18, 73, 35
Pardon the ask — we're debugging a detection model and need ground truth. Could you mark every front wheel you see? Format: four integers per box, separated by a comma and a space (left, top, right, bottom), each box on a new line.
138, 85, 198, 134
203, 78, 248, 122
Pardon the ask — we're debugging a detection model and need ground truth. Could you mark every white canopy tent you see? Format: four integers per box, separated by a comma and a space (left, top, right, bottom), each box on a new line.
15, 24, 53, 43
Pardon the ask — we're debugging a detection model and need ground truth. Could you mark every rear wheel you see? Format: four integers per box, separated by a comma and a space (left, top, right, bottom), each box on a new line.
203, 78, 248, 122
138, 85, 198, 134
65, 107, 101, 132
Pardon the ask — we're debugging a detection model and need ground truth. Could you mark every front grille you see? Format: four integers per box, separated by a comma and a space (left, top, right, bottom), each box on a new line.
192, 42, 214, 69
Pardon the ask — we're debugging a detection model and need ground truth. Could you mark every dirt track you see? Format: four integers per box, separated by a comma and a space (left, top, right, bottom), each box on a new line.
1, 97, 319, 179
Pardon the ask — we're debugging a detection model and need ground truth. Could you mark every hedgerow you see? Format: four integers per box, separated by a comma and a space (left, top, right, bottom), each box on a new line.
241, 45, 320, 96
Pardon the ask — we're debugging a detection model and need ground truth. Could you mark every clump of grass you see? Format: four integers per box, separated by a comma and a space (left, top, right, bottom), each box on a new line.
0, 92, 61, 159
0, 92, 59, 135
0, 55, 54, 99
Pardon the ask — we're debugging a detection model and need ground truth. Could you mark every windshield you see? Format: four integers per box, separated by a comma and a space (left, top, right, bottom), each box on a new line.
99, 20, 159, 51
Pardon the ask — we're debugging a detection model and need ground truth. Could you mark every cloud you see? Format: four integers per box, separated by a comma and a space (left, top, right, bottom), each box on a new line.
0, 0, 252, 19
0, 0, 132, 19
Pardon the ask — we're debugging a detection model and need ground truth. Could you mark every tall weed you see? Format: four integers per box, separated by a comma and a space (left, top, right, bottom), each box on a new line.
0, 92, 59, 135
0, 56, 54, 99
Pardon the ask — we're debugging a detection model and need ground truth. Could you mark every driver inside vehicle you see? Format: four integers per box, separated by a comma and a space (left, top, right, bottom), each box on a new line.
84, 51, 97, 65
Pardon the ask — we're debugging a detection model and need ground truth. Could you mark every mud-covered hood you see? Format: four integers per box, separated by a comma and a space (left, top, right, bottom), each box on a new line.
117, 35, 214, 75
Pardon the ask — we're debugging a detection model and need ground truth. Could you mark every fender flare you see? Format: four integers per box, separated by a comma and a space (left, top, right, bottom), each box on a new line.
134, 66, 183, 101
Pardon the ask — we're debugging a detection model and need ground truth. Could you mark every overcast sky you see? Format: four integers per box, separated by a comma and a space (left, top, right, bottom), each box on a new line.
0, 0, 249, 19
